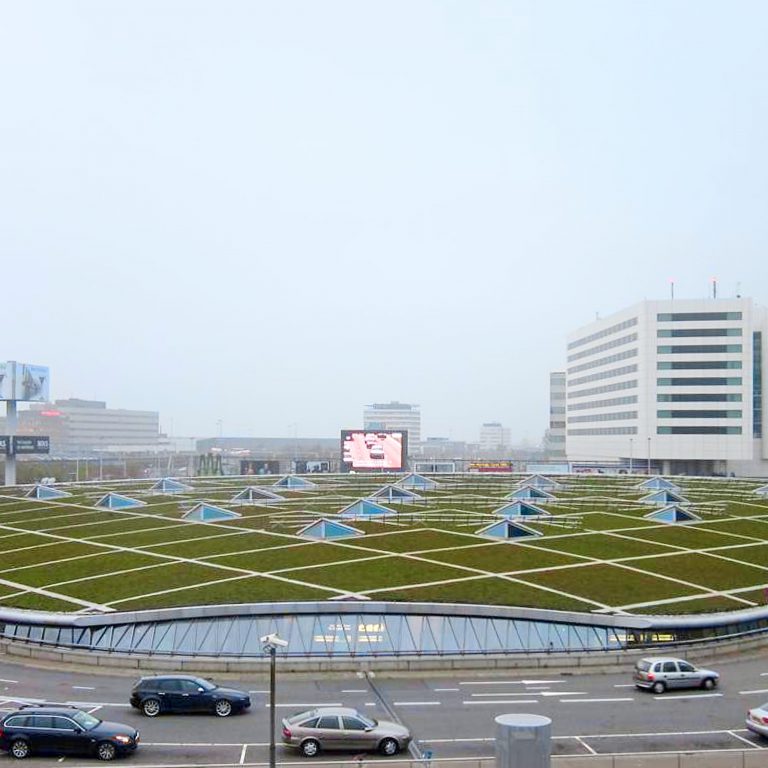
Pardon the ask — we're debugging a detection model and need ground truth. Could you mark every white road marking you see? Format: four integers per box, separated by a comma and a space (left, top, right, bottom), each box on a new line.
392, 701, 441, 706
728, 730, 761, 749
341, 689, 368, 693
433, 688, 460, 692
87, 706, 102, 714
421, 737, 493, 743
364, 702, 377, 707
460, 679, 563, 686
561, 698, 635, 704
740, 689, 768, 695
653, 693, 723, 701
462, 699, 539, 705
614, 684, 635, 688
471, 692, 547, 698
249, 690, 269, 694
542, 691, 588, 697
0, 678, 18, 684
270, 702, 343, 708
72, 686, 95, 690
575, 736, 597, 755
239, 744, 247, 765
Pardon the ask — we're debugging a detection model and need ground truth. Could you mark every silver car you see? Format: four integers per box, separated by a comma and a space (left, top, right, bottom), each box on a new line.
746, 702, 768, 738
634, 656, 719, 694
281, 707, 411, 757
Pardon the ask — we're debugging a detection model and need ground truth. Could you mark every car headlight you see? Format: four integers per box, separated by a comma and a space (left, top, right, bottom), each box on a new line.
113, 735, 132, 744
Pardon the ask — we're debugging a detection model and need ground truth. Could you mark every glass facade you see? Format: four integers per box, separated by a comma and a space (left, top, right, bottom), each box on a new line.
568, 317, 638, 350
2, 604, 768, 657
657, 312, 742, 321
755, 332, 763, 438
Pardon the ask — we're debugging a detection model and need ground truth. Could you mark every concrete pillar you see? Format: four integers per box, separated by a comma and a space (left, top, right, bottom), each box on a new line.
495, 713, 551, 768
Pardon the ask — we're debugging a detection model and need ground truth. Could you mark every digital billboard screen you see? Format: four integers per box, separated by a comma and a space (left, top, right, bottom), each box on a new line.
0, 362, 50, 402
240, 460, 280, 476
341, 430, 406, 471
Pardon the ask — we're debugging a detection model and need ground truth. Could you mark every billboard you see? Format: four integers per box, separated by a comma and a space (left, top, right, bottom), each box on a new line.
240, 460, 281, 476
341, 430, 406, 471
12, 436, 50, 454
468, 460, 516, 473
0, 362, 50, 401
292, 460, 331, 474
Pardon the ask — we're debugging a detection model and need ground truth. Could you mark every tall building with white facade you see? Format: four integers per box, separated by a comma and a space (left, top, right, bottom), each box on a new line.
363, 401, 421, 445
479, 422, 511, 453
565, 298, 767, 476
543, 371, 566, 459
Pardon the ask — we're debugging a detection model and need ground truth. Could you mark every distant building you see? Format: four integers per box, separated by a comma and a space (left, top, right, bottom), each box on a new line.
6, 399, 163, 455
195, 436, 338, 457
565, 297, 768, 475
543, 372, 566, 459
479, 422, 510, 453
363, 401, 421, 445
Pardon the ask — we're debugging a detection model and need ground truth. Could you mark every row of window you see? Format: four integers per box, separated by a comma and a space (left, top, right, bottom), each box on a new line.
657, 344, 742, 354
657, 311, 742, 322
568, 395, 638, 411
567, 317, 638, 350
657, 377, 742, 386
755, 331, 763, 439
567, 333, 638, 362
567, 427, 638, 435
657, 410, 742, 419
657, 426, 742, 435
567, 379, 638, 399
568, 348, 637, 374
657, 393, 742, 402
568, 410, 638, 423
657, 361, 742, 370
658, 328, 742, 338
569, 364, 638, 387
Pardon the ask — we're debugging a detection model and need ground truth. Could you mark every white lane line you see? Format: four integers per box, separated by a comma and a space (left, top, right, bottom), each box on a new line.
364, 702, 377, 707
614, 684, 635, 688
653, 693, 723, 701
561, 698, 635, 704
460, 679, 564, 686
72, 686, 95, 691
471, 692, 547, 698
542, 692, 588, 697
728, 730, 761, 749
462, 699, 539, 705
526, 686, 551, 690
87, 706, 102, 715
0, 678, 18, 684
249, 690, 268, 694
433, 688, 460, 692
575, 736, 597, 755
341, 689, 368, 693
239, 744, 247, 765
393, 701, 441, 706
269, 702, 343, 709
740, 689, 768, 695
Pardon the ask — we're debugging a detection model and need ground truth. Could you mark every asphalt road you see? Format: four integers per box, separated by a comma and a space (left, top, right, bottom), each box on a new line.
2, 653, 768, 765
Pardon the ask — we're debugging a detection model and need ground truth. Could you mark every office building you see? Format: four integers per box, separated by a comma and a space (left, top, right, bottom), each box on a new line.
363, 401, 421, 445
565, 297, 767, 475
543, 372, 567, 459
479, 422, 511, 453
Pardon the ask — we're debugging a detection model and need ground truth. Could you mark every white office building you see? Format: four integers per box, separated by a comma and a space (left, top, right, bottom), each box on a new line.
479, 422, 511, 453
543, 372, 567, 459
363, 401, 421, 446
565, 297, 767, 476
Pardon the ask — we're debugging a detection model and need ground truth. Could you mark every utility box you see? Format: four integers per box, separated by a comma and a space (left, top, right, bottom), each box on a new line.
495, 713, 551, 768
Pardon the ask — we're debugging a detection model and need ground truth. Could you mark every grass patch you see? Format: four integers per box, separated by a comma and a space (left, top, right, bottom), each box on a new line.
0, 541, 107, 571
425, 543, 583, 572
638, 595, 751, 614
627, 553, 768, 591
525, 533, 663, 560
212, 542, 381, 572
0, 592, 85, 611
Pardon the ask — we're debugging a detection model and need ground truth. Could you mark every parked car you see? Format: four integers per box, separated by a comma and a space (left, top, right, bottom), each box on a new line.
746, 702, 768, 738
282, 707, 411, 757
129, 675, 250, 717
0, 705, 139, 761
633, 657, 719, 693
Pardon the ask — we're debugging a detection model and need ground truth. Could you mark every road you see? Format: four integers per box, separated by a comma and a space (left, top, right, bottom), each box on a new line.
1, 654, 768, 765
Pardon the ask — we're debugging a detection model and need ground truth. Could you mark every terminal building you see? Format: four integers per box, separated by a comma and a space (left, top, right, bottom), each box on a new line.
565, 297, 767, 476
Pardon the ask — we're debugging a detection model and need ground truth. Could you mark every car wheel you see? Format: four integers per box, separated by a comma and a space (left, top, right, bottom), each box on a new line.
379, 738, 400, 756
142, 697, 162, 717
10, 739, 30, 759
214, 699, 233, 717
96, 742, 117, 762
702, 677, 716, 690
652, 681, 666, 694
300, 739, 320, 757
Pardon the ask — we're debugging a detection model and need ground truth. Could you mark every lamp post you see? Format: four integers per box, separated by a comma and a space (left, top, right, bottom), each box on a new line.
261, 632, 288, 768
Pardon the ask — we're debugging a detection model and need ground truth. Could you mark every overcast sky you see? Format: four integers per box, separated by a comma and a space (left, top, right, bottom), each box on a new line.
2, 1, 766, 443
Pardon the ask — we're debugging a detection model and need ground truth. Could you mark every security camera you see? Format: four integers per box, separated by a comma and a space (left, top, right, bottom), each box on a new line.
260, 632, 288, 649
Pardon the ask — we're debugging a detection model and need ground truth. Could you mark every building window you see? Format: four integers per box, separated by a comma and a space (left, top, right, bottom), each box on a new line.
657, 345, 742, 354
568, 411, 638, 423
567, 333, 638, 362
569, 395, 638, 411
657, 426, 742, 435
567, 427, 638, 436
657, 393, 742, 402
657, 410, 742, 419
657, 328, 742, 338
569, 365, 638, 387
657, 361, 742, 370
568, 348, 637, 374
657, 377, 742, 386
567, 317, 638, 350
567, 380, 637, 399
755, 332, 763, 438
657, 312, 742, 322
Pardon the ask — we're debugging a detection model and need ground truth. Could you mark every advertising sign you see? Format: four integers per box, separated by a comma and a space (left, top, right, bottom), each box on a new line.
240, 460, 281, 476
341, 430, 406, 471
468, 460, 516, 473
0, 362, 50, 402
292, 460, 331, 474
12, 436, 50, 454
0, 436, 9, 455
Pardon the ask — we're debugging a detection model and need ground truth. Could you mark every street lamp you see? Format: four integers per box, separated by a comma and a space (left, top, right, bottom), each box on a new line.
261, 632, 288, 768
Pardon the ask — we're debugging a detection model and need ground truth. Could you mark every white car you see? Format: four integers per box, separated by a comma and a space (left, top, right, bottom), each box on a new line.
747, 703, 768, 738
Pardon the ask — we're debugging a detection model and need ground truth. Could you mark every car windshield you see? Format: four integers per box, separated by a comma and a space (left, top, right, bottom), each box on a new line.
358, 715, 377, 728
636, 661, 651, 672
193, 678, 216, 691
72, 711, 101, 730
288, 710, 317, 724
